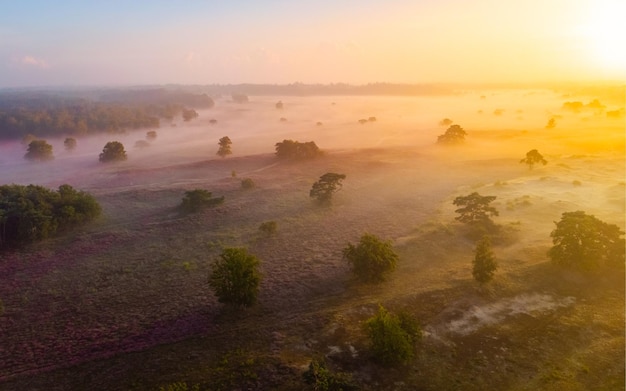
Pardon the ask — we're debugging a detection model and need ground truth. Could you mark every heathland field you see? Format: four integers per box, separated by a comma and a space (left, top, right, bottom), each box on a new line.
0, 89, 624, 390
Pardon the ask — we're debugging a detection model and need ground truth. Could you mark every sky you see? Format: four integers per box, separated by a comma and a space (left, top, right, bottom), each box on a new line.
1, 0, 624, 88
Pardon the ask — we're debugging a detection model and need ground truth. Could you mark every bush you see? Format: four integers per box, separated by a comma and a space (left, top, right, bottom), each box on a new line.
99, 141, 127, 163
208, 247, 261, 307
343, 233, 398, 283
302, 358, 357, 391
64, 137, 77, 151
0, 184, 101, 249
241, 178, 255, 189
366, 306, 420, 366
180, 189, 224, 213
158, 382, 199, 391
146, 130, 157, 140
259, 221, 277, 235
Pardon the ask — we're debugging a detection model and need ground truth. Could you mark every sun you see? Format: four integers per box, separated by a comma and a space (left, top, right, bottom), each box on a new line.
581, 0, 626, 77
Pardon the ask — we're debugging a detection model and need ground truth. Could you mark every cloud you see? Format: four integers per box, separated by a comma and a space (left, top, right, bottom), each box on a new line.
12, 55, 50, 69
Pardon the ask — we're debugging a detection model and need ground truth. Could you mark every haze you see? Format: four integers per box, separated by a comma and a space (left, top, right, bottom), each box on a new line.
1, 0, 625, 88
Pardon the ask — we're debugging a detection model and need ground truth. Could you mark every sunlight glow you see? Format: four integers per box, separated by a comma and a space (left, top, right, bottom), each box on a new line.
581, 0, 626, 77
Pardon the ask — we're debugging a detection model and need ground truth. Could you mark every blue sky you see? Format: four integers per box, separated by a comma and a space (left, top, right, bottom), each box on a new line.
1, 0, 623, 88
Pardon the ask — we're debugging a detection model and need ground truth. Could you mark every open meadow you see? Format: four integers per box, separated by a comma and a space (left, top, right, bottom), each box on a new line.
0, 88, 624, 390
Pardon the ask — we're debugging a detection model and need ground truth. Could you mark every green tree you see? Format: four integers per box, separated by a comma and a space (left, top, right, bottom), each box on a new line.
453, 192, 499, 225
99, 141, 127, 163
472, 236, 497, 284
365, 306, 420, 366
24, 140, 54, 161
64, 137, 77, 151
343, 233, 398, 283
180, 189, 224, 213
0, 184, 100, 249
520, 149, 548, 169
310, 173, 346, 204
548, 211, 625, 270
217, 136, 233, 158
208, 247, 261, 307
275, 139, 321, 159
437, 124, 467, 144
302, 358, 357, 391
182, 108, 199, 121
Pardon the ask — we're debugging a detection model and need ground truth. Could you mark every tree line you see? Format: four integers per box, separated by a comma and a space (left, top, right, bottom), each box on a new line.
0, 90, 213, 140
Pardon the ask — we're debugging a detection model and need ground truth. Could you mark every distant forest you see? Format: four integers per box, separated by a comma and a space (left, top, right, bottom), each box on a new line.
0, 89, 214, 140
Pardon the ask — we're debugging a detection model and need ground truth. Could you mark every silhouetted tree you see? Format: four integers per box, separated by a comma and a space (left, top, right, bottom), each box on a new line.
275, 100, 283, 109
344, 233, 398, 283
208, 247, 261, 307
64, 137, 77, 151
182, 108, 199, 121
217, 136, 232, 158
453, 192, 498, 225
548, 211, 624, 270
520, 149, 547, 169
473, 236, 497, 284
437, 124, 467, 144
275, 139, 321, 160
134, 140, 150, 148
146, 130, 157, 140
310, 173, 346, 204
99, 141, 127, 163
439, 118, 453, 126
232, 94, 249, 103
545, 118, 556, 129
24, 140, 54, 161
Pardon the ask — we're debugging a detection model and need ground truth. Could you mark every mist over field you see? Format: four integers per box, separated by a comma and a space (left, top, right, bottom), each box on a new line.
0, 83, 624, 390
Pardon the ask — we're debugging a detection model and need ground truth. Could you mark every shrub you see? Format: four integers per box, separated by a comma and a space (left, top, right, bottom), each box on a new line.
366, 305, 420, 366
180, 189, 224, 213
241, 178, 255, 189
64, 137, 77, 151
208, 247, 261, 307
302, 358, 357, 391
343, 233, 398, 283
259, 221, 277, 235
